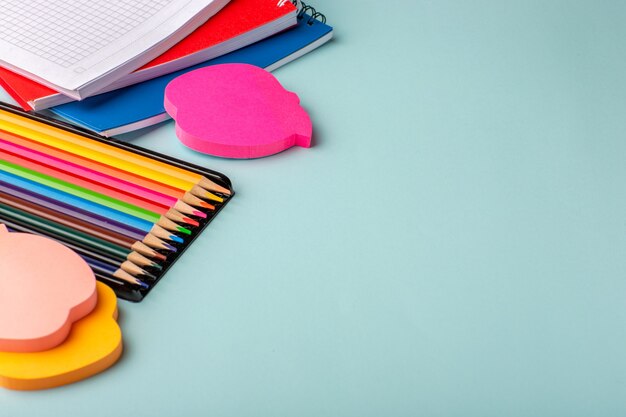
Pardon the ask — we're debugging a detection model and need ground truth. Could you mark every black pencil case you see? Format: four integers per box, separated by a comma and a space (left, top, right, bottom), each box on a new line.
0, 102, 234, 302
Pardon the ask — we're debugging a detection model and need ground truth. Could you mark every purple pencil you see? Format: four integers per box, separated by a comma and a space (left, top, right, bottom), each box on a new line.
0, 179, 144, 240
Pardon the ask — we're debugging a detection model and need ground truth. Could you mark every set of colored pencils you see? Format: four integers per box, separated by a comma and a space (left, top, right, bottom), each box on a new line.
0, 102, 233, 301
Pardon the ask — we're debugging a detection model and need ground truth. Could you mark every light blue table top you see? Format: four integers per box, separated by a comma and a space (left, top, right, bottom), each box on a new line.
2, 1, 626, 415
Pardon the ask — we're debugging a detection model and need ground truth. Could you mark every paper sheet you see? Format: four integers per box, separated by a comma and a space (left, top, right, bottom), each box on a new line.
0, 0, 227, 98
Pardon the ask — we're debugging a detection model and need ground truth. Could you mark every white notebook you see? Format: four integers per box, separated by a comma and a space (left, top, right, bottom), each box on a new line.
0, 0, 229, 100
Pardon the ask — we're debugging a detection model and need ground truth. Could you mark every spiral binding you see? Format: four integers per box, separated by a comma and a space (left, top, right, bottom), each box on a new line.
290, 0, 327, 25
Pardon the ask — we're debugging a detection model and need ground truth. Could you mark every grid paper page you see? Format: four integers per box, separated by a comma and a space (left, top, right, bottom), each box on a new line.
0, 0, 171, 68
0, 0, 225, 97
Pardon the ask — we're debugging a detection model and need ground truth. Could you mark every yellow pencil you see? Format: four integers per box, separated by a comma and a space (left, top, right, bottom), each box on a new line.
0, 109, 231, 196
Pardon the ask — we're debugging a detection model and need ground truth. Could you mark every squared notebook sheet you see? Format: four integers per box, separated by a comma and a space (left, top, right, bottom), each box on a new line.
0, 0, 298, 110
0, 0, 228, 99
1, 0, 170, 68
0, 103, 233, 302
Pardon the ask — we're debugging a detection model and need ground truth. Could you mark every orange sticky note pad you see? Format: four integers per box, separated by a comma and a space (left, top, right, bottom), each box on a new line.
0, 281, 122, 390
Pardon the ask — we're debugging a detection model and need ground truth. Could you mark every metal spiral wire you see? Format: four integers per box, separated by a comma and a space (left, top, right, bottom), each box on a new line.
291, 0, 327, 25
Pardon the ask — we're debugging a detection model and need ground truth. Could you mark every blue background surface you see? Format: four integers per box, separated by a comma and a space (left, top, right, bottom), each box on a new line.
1, 1, 626, 415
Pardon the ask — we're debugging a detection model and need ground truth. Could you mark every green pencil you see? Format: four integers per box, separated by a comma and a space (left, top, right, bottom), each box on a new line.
0, 158, 160, 223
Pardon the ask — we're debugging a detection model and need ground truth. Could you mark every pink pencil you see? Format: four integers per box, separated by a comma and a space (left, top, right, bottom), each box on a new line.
0, 138, 176, 213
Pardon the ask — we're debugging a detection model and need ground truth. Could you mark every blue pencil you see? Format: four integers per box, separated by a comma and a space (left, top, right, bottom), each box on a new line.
0, 169, 154, 232
0, 179, 146, 240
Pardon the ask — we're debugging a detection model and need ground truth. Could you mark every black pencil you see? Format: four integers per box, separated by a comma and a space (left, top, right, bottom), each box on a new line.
3, 220, 151, 288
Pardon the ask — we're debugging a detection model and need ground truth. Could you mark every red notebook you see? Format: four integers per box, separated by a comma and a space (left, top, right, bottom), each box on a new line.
0, 0, 296, 111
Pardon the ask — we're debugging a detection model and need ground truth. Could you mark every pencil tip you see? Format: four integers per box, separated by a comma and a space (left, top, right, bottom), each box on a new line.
177, 226, 192, 235
200, 201, 216, 210
192, 210, 207, 219
206, 192, 224, 203
183, 217, 200, 227
141, 272, 158, 281
199, 177, 231, 195
170, 234, 184, 244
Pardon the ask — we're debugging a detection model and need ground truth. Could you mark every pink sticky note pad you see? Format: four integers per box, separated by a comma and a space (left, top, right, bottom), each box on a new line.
164, 63, 312, 159
0, 225, 97, 352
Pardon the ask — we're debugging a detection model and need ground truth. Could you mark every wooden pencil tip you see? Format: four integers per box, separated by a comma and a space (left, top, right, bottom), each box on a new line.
200, 201, 216, 210
199, 176, 231, 195
205, 192, 224, 203
192, 210, 207, 219
177, 225, 192, 235
183, 217, 200, 227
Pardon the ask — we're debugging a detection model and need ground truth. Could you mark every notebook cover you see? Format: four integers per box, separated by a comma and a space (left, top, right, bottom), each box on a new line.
0, 0, 296, 111
50, 15, 333, 134
0, 74, 30, 111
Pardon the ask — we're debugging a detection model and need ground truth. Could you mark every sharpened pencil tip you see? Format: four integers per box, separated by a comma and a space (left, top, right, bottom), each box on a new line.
199, 177, 231, 195
192, 210, 207, 219
141, 272, 158, 281
200, 201, 216, 210
204, 192, 224, 203
177, 226, 192, 235
183, 217, 200, 227
170, 234, 184, 244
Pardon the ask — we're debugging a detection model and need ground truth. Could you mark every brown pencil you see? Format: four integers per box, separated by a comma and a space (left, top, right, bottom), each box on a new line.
0, 191, 177, 256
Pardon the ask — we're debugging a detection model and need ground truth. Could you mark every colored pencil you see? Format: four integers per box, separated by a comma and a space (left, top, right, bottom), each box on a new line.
0, 178, 192, 239
4, 102, 230, 195
0, 102, 234, 301
165, 208, 200, 227
0, 138, 216, 211
0, 167, 154, 231
5, 224, 150, 289
0, 129, 223, 207
0, 179, 147, 238
0, 190, 141, 247
0, 109, 230, 197
82, 254, 149, 288
0, 144, 175, 213
0, 203, 173, 262
3, 220, 153, 288
0, 158, 208, 223
0, 129, 184, 198
3, 219, 161, 272
0, 158, 161, 222
0, 192, 183, 254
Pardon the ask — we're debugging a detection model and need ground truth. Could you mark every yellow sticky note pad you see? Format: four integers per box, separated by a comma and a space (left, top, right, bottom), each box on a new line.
0, 282, 122, 390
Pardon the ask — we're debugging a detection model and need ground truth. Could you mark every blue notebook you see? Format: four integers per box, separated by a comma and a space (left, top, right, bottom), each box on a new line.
51, 14, 333, 136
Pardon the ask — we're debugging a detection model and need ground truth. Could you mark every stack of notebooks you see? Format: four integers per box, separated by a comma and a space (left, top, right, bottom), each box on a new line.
0, 0, 333, 136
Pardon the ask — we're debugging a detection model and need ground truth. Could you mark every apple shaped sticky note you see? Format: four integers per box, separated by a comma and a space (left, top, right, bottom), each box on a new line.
0, 281, 122, 390
0, 224, 97, 353
164, 63, 312, 159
